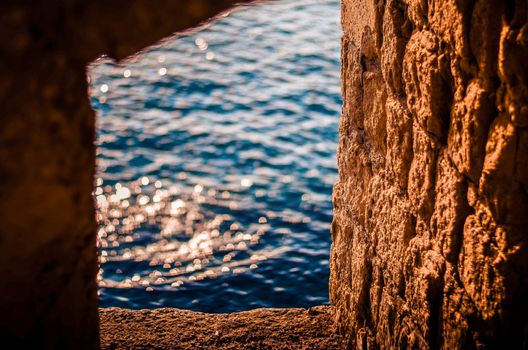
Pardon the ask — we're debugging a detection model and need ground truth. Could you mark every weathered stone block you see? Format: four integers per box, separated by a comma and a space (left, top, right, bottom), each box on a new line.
332, 0, 528, 348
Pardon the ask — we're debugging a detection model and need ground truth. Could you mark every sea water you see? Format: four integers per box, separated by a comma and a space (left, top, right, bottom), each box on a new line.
89, 0, 341, 312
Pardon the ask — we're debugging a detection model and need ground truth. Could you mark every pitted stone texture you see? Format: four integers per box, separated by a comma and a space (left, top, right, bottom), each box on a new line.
100, 306, 345, 349
0, 1, 248, 348
332, 0, 528, 348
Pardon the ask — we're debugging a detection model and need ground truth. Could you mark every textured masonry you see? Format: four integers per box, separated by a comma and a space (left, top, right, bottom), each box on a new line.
331, 0, 528, 348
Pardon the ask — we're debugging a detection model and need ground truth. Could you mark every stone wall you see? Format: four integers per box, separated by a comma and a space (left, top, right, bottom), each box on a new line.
331, 0, 528, 348
0, 1, 246, 348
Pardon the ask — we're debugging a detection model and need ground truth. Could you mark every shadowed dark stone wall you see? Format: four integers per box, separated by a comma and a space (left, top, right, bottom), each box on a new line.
331, 0, 528, 348
0, 1, 248, 348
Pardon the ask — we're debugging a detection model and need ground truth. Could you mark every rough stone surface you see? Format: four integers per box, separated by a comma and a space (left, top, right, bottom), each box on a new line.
0, 2, 249, 348
99, 306, 345, 349
331, 0, 528, 348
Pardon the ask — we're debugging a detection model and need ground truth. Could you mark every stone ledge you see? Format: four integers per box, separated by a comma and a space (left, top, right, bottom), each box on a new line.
100, 306, 345, 349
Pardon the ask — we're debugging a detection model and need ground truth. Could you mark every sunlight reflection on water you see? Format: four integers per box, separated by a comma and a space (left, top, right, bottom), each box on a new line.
89, 0, 341, 311
96, 176, 282, 289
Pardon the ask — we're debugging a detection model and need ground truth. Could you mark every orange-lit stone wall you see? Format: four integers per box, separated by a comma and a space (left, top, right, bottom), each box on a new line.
331, 0, 528, 348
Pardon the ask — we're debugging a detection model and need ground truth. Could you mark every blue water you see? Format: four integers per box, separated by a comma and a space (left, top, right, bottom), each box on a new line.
89, 0, 341, 312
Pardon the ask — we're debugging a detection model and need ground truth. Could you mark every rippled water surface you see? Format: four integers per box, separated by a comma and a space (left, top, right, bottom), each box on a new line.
89, 0, 341, 311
